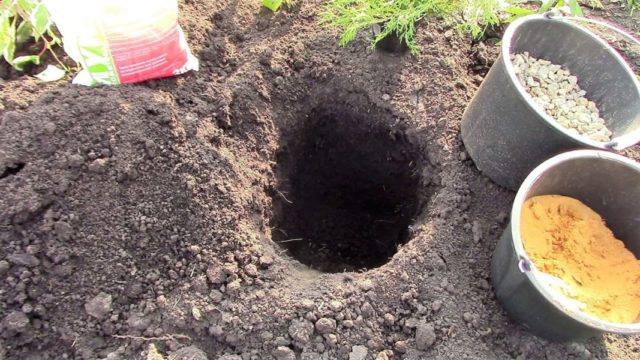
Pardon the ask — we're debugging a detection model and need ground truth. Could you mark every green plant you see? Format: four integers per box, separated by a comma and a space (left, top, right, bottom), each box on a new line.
321, 0, 459, 55
321, 0, 522, 55
262, 0, 294, 12
629, 0, 640, 14
505, 0, 603, 22
455, 0, 506, 39
0, 0, 66, 76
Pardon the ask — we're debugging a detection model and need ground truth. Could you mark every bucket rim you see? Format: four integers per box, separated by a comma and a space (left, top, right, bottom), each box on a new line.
510, 149, 640, 333
501, 14, 640, 151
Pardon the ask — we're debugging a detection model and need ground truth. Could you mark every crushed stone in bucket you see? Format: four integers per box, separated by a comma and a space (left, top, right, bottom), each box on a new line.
512, 52, 613, 142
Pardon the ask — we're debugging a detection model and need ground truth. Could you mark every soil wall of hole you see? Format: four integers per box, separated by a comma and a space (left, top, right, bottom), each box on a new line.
269, 92, 435, 273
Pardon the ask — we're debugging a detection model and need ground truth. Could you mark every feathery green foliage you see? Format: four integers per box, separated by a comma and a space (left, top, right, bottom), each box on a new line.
455, 0, 506, 39
321, 0, 516, 55
320, 0, 611, 55
321, 0, 458, 55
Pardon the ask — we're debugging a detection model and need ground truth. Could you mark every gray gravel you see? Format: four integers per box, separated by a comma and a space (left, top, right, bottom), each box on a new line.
512, 52, 612, 142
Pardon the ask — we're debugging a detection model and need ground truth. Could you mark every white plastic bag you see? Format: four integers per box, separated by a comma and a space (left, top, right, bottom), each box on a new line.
44, 0, 198, 85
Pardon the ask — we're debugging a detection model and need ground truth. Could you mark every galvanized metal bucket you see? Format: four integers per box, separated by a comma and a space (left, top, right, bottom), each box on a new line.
491, 150, 640, 341
461, 14, 640, 190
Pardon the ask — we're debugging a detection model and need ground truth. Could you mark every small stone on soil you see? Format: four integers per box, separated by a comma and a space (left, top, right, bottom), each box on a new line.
383, 313, 395, 326
2, 311, 29, 333
244, 264, 258, 277
7, 253, 39, 267
192, 306, 202, 321
349, 345, 368, 360
463, 312, 474, 323
208, 325, 224, 337
329, 300, 343, 312
88, 158, 109, 174
258, 255, 273, 268
358, 279, 374, 291
206, 264, 226, 284
0, 260, 9, 275
415, 322, 436, 351
393, 340, 408, 353
289, 318, 314, 344
169, 345, 208, 360
67, 154, 85, 168
85, 292, 112, 320
127, 313, 151, 331
361, 302, 376, 318
432, 300, 443, 312
272, 346, 295, 360
315, 318, 337, 335
54, 221, 73, 241
472, 221, 482, 242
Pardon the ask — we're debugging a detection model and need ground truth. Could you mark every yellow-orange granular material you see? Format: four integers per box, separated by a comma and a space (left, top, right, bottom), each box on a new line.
521, 195, 640, 323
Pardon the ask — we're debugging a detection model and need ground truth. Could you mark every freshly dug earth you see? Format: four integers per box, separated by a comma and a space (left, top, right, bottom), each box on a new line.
0, 1, 639, 359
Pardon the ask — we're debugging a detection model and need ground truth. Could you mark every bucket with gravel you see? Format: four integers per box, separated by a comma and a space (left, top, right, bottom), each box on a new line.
461, 14, 640, 190
491, 150, 640, 341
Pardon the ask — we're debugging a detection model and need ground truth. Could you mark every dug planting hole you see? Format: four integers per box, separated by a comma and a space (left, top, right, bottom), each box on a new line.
270, 105, 422, 273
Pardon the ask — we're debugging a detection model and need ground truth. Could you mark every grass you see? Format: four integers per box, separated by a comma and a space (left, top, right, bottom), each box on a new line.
321, 0, 466, 55
320, 0, 613, 55
321, 0, 520, 55
263, 0, 295, 12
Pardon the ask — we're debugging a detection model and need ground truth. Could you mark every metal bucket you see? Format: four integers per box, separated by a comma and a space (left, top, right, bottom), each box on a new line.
491, 150, 640, 341
461, 14, 640, 190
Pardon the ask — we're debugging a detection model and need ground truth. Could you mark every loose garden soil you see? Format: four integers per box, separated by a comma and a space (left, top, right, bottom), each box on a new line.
0, 1, 639, 359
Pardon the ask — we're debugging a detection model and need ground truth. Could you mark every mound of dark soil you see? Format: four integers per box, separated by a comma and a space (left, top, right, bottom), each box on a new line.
0, 1, 638, 359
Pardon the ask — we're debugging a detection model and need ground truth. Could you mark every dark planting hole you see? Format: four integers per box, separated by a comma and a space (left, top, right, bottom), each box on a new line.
372, 25, 410, 55
271, 106, 421, 273
376, 32, 410, 54
0, 162, 25, 179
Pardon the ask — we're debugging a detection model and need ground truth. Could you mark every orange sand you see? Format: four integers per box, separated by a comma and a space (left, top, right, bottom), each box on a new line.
521, 195, 640, 323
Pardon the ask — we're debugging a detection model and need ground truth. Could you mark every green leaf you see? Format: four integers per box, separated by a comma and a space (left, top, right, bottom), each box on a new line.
35, 64, 65, 82
263, 0, 283, 12
15, 20, 32, 44
11, 54, 39, 70
46, 28, 61, 45
16, 0, 39, 13
30, 2, 51, 37
568, 0, 584, 16
505, 7, 536, 16
3, 20, 15, 63
0, 11, 10, 52
540, 0, 558, 12
1, 1, 18, 18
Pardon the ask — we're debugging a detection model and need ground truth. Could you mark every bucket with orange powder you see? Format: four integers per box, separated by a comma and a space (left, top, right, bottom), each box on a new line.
491, 150, 640, 341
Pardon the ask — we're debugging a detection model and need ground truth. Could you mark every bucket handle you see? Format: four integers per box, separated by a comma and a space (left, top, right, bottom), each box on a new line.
546, 11, 640, 150
545, 11, 640, 48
